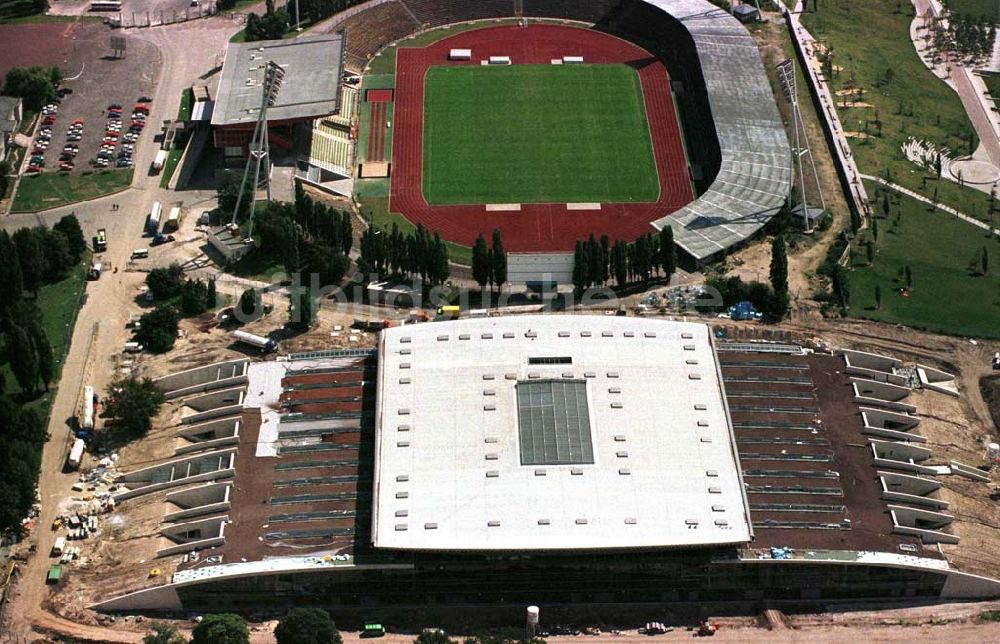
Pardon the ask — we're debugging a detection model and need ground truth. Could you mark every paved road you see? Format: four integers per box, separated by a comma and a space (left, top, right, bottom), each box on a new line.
0, 15, 238, 644
860, 173, 1000, 238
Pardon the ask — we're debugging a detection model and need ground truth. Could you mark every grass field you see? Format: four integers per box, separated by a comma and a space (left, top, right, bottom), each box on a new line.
802, 1, 999, 222
11, 169, 133, 212
422, 64, 659, 205
848, 181, 1000, 338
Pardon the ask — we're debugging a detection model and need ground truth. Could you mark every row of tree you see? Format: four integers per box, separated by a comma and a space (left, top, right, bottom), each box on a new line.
143, 609, 546, 644
571, 227, 677, 294
358, 222, 450, 286
471, 230, 507, 293
0, 397, 47, 534
0, 215, 88, 303
2, 64, 62, 111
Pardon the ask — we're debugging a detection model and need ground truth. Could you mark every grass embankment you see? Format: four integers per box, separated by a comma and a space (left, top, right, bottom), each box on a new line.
159, 88, 193, 188
0, 259, 88, 409
422, 64, 658, 205
367, 19, 527, 75
11, 169, 133, 212
802, 1, 998, 222
848, 180, 1000, 338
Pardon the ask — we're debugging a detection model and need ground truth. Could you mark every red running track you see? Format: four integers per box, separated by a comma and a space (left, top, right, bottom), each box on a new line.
366, 89, 393, 163
388, 24, 694, 253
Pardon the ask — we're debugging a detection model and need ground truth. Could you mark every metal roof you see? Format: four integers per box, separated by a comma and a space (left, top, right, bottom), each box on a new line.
211, 34, 346, 128
645, 0, 792, 261
372, 316, 752, 552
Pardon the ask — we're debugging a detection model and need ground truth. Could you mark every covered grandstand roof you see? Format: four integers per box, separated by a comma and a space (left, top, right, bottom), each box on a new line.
372, 316, 753, 551
212, 34, 346, 127
646, 0, 792, 261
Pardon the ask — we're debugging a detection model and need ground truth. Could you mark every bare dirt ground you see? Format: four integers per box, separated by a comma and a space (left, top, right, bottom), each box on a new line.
733, 16, 851, 302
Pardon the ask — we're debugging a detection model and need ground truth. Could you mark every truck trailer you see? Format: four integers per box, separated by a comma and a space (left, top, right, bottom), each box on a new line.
146, 201, 162, 234
80, 386, 94, 430
152, 149, 168, 174
232, 330, 277, 353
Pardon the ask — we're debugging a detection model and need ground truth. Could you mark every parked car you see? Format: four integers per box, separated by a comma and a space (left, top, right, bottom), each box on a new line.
137, 95, 153, 103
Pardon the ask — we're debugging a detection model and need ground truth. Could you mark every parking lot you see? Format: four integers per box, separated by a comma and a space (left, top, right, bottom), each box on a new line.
23, 33, 160, 176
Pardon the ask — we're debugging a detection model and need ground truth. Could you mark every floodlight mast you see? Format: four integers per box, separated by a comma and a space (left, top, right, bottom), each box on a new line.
231, 61, 282, 239
776, 59, 825, 232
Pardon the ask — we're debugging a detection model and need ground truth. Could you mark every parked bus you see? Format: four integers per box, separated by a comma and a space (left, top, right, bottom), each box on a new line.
67, 439, 85, 471
90, 0, 122, 10
80, 386, 95, 430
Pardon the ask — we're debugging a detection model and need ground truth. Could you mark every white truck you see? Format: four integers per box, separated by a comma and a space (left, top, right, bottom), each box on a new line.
152, 149, 168, 174
67, 438, 85, 471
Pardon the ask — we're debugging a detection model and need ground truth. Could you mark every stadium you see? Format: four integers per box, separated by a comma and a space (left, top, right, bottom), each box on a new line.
69, 0, 1000, 624
88, 314, 1000, 618
270, 0, 792, 270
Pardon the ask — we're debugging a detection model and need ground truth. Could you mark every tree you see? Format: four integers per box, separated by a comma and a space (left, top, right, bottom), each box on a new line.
179, 279, 209, 317
904, 264, 913, 289
207, 278, 217, 310
866, 242, 875, 266
146, 265, 185, 299
572, 240, 587, 295
1, 65, 58, 111
472, 234, 490, 292
874, 284, 882, 310
191, 613, 249, 644
143, 622, 186, 644
832, 264, 850, 309
0, 397, 46, 533
612, 240, 628, 287
135, 306, 180, 354
103, 376, 166, 440
658, 225, 676, 282
12, 228, 46, 294
238, 288, 262, 321
310, 244, 350, 288
274, 608, 342, 644
769, 234, 788, 304
982, 246, 989, 276
491, 229, 507, 292
217, 173, 252, 222
288, 288, 314, 330
6, 324, 38, 395
42, 228, 72, 282
29, 323, 54, 391
53, 214, 87, 263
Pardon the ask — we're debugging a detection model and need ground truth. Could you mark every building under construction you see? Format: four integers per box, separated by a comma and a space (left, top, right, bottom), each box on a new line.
83, 316, 1000, 619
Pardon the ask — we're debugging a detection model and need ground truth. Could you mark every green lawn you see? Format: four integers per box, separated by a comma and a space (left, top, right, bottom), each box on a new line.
848, 181, 1000, 338
11, 169, 133, 212
422, 64, 658, 205
0, 259, 88, 402
802, 1, 998, 222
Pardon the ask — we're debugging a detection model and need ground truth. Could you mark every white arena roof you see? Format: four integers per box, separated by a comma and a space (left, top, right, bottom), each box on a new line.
371, 315, 752, 552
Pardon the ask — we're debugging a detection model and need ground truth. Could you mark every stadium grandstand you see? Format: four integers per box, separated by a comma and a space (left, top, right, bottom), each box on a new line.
211, 34, 347, 166
89, 316, 1000, 617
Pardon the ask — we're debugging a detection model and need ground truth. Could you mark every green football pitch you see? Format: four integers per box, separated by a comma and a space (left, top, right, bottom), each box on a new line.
421, 64, 660, 205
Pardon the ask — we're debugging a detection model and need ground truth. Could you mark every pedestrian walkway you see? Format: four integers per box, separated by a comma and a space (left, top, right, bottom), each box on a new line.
860, 173, 1000, 239
783, 1, 871, 223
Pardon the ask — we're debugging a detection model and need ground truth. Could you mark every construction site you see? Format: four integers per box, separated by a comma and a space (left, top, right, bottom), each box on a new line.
0, 307, 990, 638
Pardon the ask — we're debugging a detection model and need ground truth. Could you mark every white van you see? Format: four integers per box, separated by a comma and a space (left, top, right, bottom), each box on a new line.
131, 248, 149, 259
51, 536, 66, 557
123, 341, 144, 353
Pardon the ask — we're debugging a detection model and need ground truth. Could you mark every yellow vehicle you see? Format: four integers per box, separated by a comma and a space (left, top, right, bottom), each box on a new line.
436, 305, 460, 320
